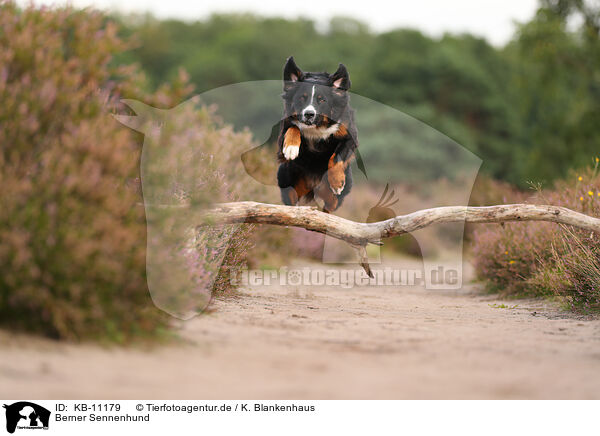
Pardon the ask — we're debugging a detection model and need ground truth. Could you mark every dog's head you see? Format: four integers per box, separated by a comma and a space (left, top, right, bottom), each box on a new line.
281, 56, 351, 130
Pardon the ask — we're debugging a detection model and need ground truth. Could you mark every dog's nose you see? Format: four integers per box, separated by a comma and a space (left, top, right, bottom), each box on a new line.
302, 109, 316, 122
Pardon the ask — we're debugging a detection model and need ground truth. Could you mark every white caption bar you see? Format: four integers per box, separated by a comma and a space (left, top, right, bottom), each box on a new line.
1, 400, 598, 436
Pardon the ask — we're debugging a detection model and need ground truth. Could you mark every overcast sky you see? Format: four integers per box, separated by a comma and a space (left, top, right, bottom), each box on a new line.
19, 0, 540, 46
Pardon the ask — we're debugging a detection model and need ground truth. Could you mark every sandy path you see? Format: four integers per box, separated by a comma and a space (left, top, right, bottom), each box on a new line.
1, 259, 600, 399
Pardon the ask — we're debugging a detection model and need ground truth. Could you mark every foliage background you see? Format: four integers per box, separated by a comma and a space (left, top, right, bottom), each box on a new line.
114, 0, 599, 187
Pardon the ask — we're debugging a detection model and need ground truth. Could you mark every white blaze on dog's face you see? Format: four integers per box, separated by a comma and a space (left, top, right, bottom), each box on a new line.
301, 85, 317, 125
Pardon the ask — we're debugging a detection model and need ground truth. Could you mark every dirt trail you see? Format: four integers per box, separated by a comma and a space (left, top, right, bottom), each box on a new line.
1, 259, 600, 399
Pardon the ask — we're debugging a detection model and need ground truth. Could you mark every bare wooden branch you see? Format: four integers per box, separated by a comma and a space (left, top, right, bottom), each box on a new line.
200, 201, 600, 277
204, 202, 600, 242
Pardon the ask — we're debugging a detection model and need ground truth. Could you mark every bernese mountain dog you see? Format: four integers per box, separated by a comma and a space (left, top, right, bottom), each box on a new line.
276, 56, 358, 212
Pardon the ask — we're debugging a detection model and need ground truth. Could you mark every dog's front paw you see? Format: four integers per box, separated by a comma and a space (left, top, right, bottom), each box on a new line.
328, 170, 345, 195
283, 145, 299, 160
330, 182, 345, 195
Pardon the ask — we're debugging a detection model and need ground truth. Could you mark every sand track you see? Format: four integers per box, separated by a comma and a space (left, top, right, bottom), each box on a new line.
1, 260, 600, 399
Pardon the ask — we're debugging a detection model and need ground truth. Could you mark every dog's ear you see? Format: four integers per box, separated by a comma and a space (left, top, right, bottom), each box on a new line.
283, 56, 303, 83
330, 63, 351, 91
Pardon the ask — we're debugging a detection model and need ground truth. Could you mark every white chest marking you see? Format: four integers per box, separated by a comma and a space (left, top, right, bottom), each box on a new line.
292, 120, 340, 143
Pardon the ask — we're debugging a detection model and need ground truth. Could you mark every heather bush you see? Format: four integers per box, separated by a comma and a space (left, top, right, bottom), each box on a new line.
472, 163, 600, 311
117, 101, 259, 307
0, 2, 252, 340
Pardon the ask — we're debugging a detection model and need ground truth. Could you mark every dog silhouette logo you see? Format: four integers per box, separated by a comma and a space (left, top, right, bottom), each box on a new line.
366, 184, 399, 223
3, 402, 50, 434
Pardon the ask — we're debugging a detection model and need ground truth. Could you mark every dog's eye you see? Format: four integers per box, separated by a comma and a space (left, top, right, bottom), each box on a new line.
301, 93, 307, 101
317, 95, 325, 103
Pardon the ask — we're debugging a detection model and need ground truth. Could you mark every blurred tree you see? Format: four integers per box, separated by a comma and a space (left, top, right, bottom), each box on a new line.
507, 0, 600, 183
114, 0, 600, 187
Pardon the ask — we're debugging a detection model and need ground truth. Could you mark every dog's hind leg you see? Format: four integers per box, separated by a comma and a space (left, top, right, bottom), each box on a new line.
278, 162, 311, 206
280, 187, 298, 205
314, 178, 339, 213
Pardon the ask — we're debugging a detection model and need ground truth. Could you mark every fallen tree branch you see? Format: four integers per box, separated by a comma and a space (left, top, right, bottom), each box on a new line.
201, 201, 600, 276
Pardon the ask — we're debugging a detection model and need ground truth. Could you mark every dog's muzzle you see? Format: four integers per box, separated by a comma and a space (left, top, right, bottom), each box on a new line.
301, 108, 316, 124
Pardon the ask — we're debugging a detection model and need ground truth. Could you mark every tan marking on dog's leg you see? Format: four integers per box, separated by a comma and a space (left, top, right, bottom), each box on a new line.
294, 176, 312, 200
334, 123, 348, 138
283, 126, 301, 160
327, 153, 347, 195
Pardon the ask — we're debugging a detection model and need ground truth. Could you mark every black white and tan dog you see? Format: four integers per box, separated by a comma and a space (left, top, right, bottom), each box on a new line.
276, 57, 358, 212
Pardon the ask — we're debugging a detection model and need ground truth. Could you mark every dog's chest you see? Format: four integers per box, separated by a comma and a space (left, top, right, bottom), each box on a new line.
296, 123, 340, 152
